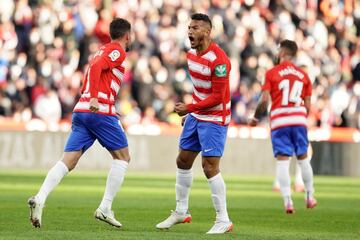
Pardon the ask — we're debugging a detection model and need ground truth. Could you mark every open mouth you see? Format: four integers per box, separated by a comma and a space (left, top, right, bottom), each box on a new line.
189, 36, 195, 43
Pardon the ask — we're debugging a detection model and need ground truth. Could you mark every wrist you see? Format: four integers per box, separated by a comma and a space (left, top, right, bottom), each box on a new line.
186, 104, 194, 113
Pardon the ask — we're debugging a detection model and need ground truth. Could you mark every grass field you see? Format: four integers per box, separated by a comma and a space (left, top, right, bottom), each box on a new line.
0, 171, 359, 240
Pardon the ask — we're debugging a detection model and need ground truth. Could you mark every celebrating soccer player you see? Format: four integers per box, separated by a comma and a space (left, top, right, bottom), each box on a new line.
156, 13, 233, 234
28, 18, 132, 228
249, 40, 317, 214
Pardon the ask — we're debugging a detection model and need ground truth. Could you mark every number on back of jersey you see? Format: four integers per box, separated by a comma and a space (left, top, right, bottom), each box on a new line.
279, 79, 304, 106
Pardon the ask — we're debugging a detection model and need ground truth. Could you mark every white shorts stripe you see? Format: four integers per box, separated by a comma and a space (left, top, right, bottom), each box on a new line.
82, 91, 109, 101
191, 113, 231, 125
98, 92, 108, 99
74, 101, 115, 114
192, 100, 231, 111
271, 115, 307, 129
270, 106, 307, 117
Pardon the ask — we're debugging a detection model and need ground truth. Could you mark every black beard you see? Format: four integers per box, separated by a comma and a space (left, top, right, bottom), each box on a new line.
193, 36, 205, 50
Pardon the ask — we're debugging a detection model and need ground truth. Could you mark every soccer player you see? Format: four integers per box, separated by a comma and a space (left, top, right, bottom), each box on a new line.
272, 64, 314, 193
249, 40, 317, 214
28, 18, 132, 228
156, 13, 233, 234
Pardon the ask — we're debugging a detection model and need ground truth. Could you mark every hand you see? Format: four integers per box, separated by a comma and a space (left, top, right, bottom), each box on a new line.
89, 98, 99, 113
248, 117, 259, 127
181, 116, 187, 126
174, 102, 189, 116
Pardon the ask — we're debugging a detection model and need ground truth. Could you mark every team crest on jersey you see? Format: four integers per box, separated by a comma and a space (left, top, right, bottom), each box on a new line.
108, 50, 121, 61
215, 64, 227, 77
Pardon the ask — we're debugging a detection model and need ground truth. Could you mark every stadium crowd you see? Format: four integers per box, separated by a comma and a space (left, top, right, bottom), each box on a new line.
0, 0, 359, 129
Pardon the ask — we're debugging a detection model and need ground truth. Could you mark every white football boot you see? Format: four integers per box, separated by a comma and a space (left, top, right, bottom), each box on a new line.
206, 220, 233, 234
156, 210, 192, 229
28, 196, 44, 228
94, 208, 122, 228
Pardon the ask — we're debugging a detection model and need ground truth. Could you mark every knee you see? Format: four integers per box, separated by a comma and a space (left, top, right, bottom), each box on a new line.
297, 153, 308, 161
61, 158, 78, 172
62, 160, 76, 172
62, 151, 82, 172
118, 152, 130, 162
176, 155, 191, 169
124, 156, 131, 162
202, 162, 219, 178
115, 154, 130, 162
111, 149, 131, 162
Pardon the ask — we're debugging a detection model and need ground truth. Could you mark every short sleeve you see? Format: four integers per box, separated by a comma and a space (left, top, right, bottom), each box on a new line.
212, 58, 231, 83
102, 48, 126, 69
304, 74, 312, 97
262, 70, 271, 91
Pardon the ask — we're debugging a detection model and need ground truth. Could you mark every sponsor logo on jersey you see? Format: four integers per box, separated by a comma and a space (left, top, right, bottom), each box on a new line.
215, 64, 227, 77
108, 50, 121, 61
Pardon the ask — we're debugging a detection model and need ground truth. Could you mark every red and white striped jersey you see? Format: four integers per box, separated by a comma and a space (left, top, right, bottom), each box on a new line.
74, 42, 126, 116
262, 61, 312, 130
186, 42, 231, 126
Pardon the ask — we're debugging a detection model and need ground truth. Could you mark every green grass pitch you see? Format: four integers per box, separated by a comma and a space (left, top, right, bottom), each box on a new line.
0, 171, 359, 240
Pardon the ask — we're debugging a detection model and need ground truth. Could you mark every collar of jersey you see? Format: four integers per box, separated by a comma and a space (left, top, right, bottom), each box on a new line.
195, 41, 215, 56
109, 41, 125, 52
280, 60, 294, 66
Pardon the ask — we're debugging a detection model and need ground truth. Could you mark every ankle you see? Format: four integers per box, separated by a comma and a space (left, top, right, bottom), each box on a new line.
283, 196, 293, 206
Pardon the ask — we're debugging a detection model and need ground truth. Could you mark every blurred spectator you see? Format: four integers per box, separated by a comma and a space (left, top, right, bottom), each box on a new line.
33, 90, 61, 124
0, 0, 359, 129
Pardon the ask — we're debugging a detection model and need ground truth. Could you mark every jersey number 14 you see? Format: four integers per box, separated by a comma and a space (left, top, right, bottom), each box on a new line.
279, 79, 303, 106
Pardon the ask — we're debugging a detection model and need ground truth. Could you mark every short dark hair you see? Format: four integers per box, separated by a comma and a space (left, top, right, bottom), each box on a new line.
191, 13, 212, 29
280, 40, 298, 57
109, 18, 131, 40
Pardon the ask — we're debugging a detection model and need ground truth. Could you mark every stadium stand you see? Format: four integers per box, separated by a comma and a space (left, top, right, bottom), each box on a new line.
0, 0, 359, 129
